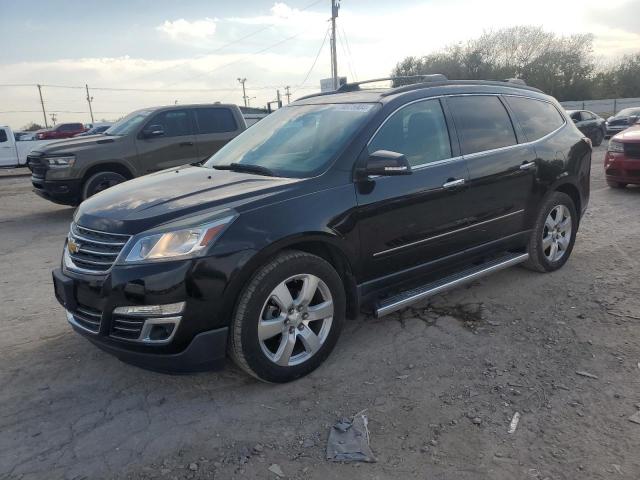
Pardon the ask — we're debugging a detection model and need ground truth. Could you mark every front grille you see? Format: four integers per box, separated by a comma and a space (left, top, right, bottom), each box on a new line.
110, 316, 145, 341
624, 143, 640, 159
27, 154, 47, 178
70, 303, 103, 333
66, 223, 130, 274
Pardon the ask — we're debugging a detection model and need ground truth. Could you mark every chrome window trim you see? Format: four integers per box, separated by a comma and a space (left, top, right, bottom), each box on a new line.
364, 92, 567, 177
373, 209, 525, 257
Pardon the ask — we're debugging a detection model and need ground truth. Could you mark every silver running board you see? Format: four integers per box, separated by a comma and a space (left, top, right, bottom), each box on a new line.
375, 252, 529, 317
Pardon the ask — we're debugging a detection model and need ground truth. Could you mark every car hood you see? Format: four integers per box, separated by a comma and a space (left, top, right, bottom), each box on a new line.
35, 134, 122, 154
613, 126, 640, 143
75, 166, 303, 234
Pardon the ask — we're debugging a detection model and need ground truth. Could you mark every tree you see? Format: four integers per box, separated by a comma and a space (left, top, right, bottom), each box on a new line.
21, 122, 45, 132
391, 26, 596, 101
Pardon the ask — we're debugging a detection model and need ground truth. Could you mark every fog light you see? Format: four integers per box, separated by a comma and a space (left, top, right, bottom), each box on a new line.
149, 323, 175, 341
113, 302, 185, 316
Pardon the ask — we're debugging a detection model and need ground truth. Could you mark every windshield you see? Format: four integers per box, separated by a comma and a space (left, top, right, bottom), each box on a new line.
105, 110, 152, 136
204, 103, 378, 178
616, 108, 640, 118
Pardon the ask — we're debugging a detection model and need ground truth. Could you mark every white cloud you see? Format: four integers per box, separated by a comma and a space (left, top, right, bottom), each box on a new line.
227, 2, 324, 26
156, 17, 217, 44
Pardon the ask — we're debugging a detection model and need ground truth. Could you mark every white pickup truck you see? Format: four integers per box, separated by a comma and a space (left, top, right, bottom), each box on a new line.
0, 126, 55, 168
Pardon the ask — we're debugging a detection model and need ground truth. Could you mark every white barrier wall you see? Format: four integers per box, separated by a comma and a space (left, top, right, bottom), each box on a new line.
561, 97, 640, 117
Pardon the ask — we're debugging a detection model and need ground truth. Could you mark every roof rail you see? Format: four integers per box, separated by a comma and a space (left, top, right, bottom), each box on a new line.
337, 74, 448, 92
504, 78, 527, 85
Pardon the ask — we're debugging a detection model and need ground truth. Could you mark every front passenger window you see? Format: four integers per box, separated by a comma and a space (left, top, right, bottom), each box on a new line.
146, 110, 193, 138
369, 99, 452, 167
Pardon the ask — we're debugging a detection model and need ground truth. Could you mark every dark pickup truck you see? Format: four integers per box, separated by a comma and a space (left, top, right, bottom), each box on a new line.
28, 103, 246, 205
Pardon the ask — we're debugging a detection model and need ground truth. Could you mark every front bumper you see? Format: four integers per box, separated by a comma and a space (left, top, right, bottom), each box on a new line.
606, 125, 628, 137
52, 261, 231, 373
31, 175, 82, 205
604, 152, 640, 185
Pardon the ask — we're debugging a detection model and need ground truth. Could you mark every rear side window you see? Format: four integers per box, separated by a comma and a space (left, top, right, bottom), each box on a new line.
0, 129, 7, 142
506, 97, 565, 141
369, 98, 452, 167
195, 108, 238, 134
448, 96, 516, 155
146, 110, 193, 137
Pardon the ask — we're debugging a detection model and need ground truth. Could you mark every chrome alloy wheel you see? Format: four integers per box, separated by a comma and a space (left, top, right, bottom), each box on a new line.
258, 274, 334, 367
542, 205, 572, 262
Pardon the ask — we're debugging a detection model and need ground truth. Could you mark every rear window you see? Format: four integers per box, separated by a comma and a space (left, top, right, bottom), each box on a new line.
507, 97, 565, 141
195, 108, 237, 134
448, 96, 517, 155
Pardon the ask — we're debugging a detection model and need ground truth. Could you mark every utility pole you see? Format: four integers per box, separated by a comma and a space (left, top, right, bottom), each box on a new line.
276, 89, 282, 108
330, 0, 340, 90
285, 86, 291, 104
37, 84, 48, 128
85, 84, 95, 123
237, 77, 248, 107
50, 113, 57, 126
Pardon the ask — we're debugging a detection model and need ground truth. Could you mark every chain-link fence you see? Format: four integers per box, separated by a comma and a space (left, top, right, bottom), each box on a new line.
560, 97, 640, 117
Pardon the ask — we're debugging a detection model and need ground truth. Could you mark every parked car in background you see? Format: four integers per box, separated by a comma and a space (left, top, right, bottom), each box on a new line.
605, 107, 640, 137
28, 103, 246, 205
604, 124, 640, 188
0, 126, 56, 167
74, 123, 113, 137
567, 110, 606, 146
51, 77, 591, 382
14, 131, 36, 141
36, 122, 87, 140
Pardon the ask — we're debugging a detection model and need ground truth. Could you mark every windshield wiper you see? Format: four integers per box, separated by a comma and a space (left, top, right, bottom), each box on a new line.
213, 163, 275, 177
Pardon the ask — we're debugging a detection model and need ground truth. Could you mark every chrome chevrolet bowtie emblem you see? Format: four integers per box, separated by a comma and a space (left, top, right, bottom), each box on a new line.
68, 238, 80, 254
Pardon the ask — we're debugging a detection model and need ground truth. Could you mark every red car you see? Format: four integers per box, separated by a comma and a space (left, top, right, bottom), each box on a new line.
605, 125, 640, 188
36, 122, 87, 140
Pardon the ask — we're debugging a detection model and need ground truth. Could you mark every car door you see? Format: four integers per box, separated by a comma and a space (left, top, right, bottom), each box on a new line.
193, 107, 242, 160
355, 97, 472, 281
135, 109, 199, 173
0, 128, 16, 167
445, 95, 536, 248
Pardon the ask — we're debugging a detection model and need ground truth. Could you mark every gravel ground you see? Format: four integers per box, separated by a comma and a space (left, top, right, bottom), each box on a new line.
1, 145, 639, 480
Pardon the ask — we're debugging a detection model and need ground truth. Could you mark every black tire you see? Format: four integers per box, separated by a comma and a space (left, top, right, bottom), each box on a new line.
228, 250, 346, 383
523, 192, 578, 273
82, 171, 127, 200
607, 181, 627, 189
592, 128, 604, 147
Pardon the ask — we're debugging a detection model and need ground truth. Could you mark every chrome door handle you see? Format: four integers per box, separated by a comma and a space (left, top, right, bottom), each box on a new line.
520, 161, 536, 170
442, 178, 465, 189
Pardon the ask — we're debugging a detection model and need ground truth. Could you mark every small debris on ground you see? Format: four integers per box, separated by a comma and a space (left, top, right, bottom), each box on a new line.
575, 370, 598, 379
629, 412, 640, 425
188, 463, 198, 471
396, 374, 409, 380
268, 463, 285, 477
508, 412, 521, 434
326, 411, 376, 463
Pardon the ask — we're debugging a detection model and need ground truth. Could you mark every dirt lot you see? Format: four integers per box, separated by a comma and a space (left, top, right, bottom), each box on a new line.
1, 146, 639, 480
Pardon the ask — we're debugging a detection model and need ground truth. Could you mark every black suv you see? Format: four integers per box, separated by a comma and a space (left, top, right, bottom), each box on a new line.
52, 76, 591, 383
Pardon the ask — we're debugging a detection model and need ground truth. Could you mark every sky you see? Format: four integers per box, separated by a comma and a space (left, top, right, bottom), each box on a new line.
1, 0, 639, 129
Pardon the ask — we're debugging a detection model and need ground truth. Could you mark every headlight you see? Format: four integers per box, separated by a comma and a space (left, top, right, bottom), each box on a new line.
607, 140, 624, 153
45, 155, 75, 167
124, 215, 236, 263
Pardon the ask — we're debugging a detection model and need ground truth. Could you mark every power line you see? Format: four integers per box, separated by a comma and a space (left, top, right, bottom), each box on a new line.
339, 25, 358, 81
165, 31, 308, 87
128, 0, 325, 84
300, 27, 330, 87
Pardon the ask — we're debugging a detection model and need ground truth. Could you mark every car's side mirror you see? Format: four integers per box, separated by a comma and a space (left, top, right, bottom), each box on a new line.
142, 124, 165, 138
365, 150, 412, 176
572, 117, 579, 123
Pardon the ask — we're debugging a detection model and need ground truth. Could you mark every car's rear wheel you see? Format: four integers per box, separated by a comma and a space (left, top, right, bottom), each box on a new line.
82, 171, 127, 200
524, 192, 577, 272
229, 250, 345, 383
592, 129, 604, 147
607, 181, 627, 189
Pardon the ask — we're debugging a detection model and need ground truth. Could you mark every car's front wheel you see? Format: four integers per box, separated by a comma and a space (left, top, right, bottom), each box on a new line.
82, 171, 127, 200
592, 128, 604, 147
229, 250, 345, 383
